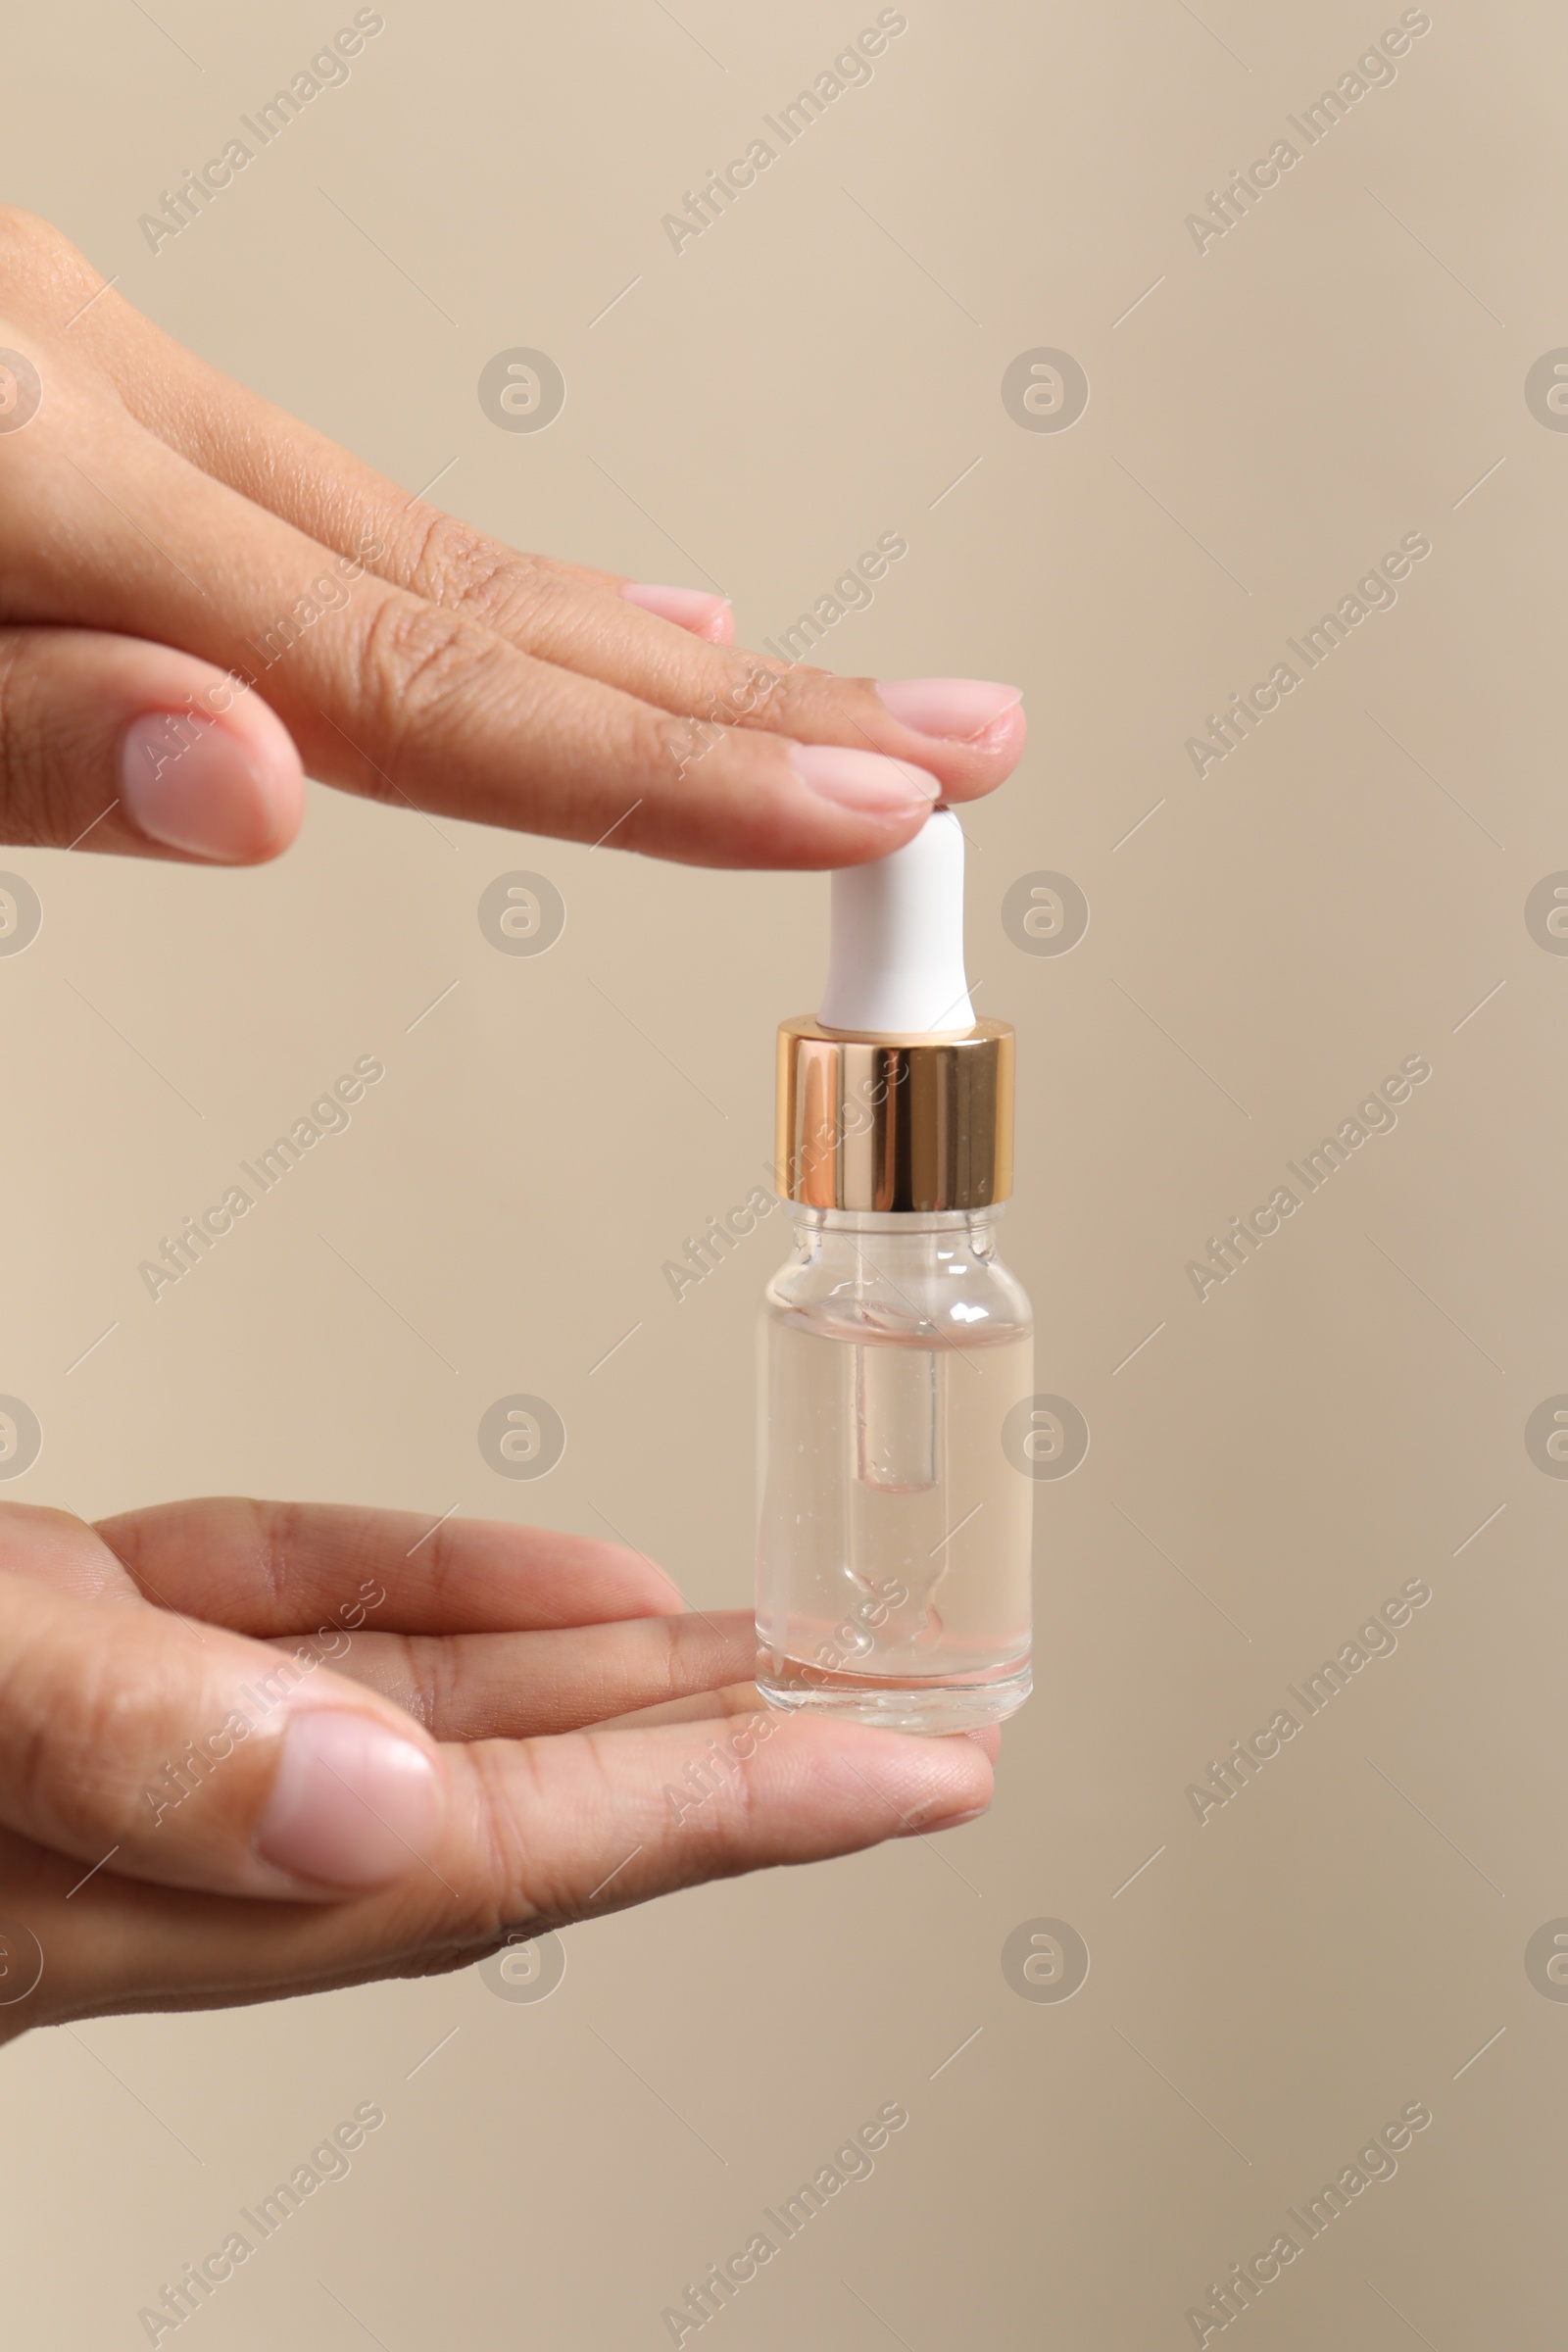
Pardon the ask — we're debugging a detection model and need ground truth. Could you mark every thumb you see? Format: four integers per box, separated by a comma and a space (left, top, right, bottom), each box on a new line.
0, 625, 304, 860
0, 1570, 447, 1898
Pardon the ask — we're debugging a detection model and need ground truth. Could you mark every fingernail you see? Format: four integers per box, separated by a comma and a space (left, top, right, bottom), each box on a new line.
787, 742, 940, 815
875, 678, 1024, 739
256, 1710, 446, 1888
910, 1802, 990, 1834
621, 582, 734, 641
120, 712, 285, 860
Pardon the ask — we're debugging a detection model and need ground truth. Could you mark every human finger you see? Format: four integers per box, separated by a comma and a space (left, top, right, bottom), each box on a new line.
93, 1496, 685, 1634
266, 1611, 756, 1740
10, 219, 1022, 806
0, 1567, 450, 1900
3, 353, 944, 869
0, 625, 302, 860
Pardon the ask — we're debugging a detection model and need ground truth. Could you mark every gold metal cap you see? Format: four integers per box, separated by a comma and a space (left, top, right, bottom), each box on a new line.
775, 1016, 1013, 1212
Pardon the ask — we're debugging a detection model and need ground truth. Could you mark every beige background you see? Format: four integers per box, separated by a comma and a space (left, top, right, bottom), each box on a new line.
2, 0, 1564, 2343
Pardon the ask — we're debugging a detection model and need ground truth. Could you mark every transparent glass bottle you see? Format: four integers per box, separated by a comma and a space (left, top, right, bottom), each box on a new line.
756, 1201, 1034, 1732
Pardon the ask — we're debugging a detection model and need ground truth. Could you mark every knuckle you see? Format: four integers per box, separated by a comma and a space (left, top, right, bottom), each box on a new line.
694, 651, 792, 728
701, 1727, 763, 1858
406, 509, 554, 636
355, 596, 507, 765
661, 1612, 731, 1703
734, 660, 840, 732
659, 1618, 691, 1703
3, 1632, 141, 1844
246, 1498, 301, 1620
393, 1634, 446, 1732
416, 1521, 465, 1617
468, 1737, 562, 1932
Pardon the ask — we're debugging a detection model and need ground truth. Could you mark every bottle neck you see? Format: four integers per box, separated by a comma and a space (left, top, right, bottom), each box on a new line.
765, 1197, 1030, 1339
784, 1202, 1004, 1246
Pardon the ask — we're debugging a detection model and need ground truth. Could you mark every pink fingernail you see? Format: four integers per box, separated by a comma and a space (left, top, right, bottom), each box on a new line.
120, 711, 285, 860
786, 742, 940, 815
875, 678, 1024, 739
255, 1711, 446, 1888
621, 582, 734, 641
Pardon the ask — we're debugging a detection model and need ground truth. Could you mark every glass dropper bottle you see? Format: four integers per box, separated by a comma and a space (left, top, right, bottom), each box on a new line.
755, 808, 1034, 1733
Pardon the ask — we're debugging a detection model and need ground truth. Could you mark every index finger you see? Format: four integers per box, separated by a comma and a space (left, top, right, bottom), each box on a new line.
42, 245, 1022, 801
9, 332, 944, 868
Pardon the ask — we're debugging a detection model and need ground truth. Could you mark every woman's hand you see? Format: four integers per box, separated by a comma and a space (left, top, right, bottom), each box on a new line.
0, 207, 1024, 872
0, 1498, 995, 2040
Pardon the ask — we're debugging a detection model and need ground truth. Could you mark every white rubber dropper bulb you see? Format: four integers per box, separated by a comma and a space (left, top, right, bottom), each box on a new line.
817, 806, 975, 1037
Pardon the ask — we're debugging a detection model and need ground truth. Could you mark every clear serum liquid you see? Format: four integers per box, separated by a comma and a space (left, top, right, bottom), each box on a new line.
756, 1205, 1034, 1732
